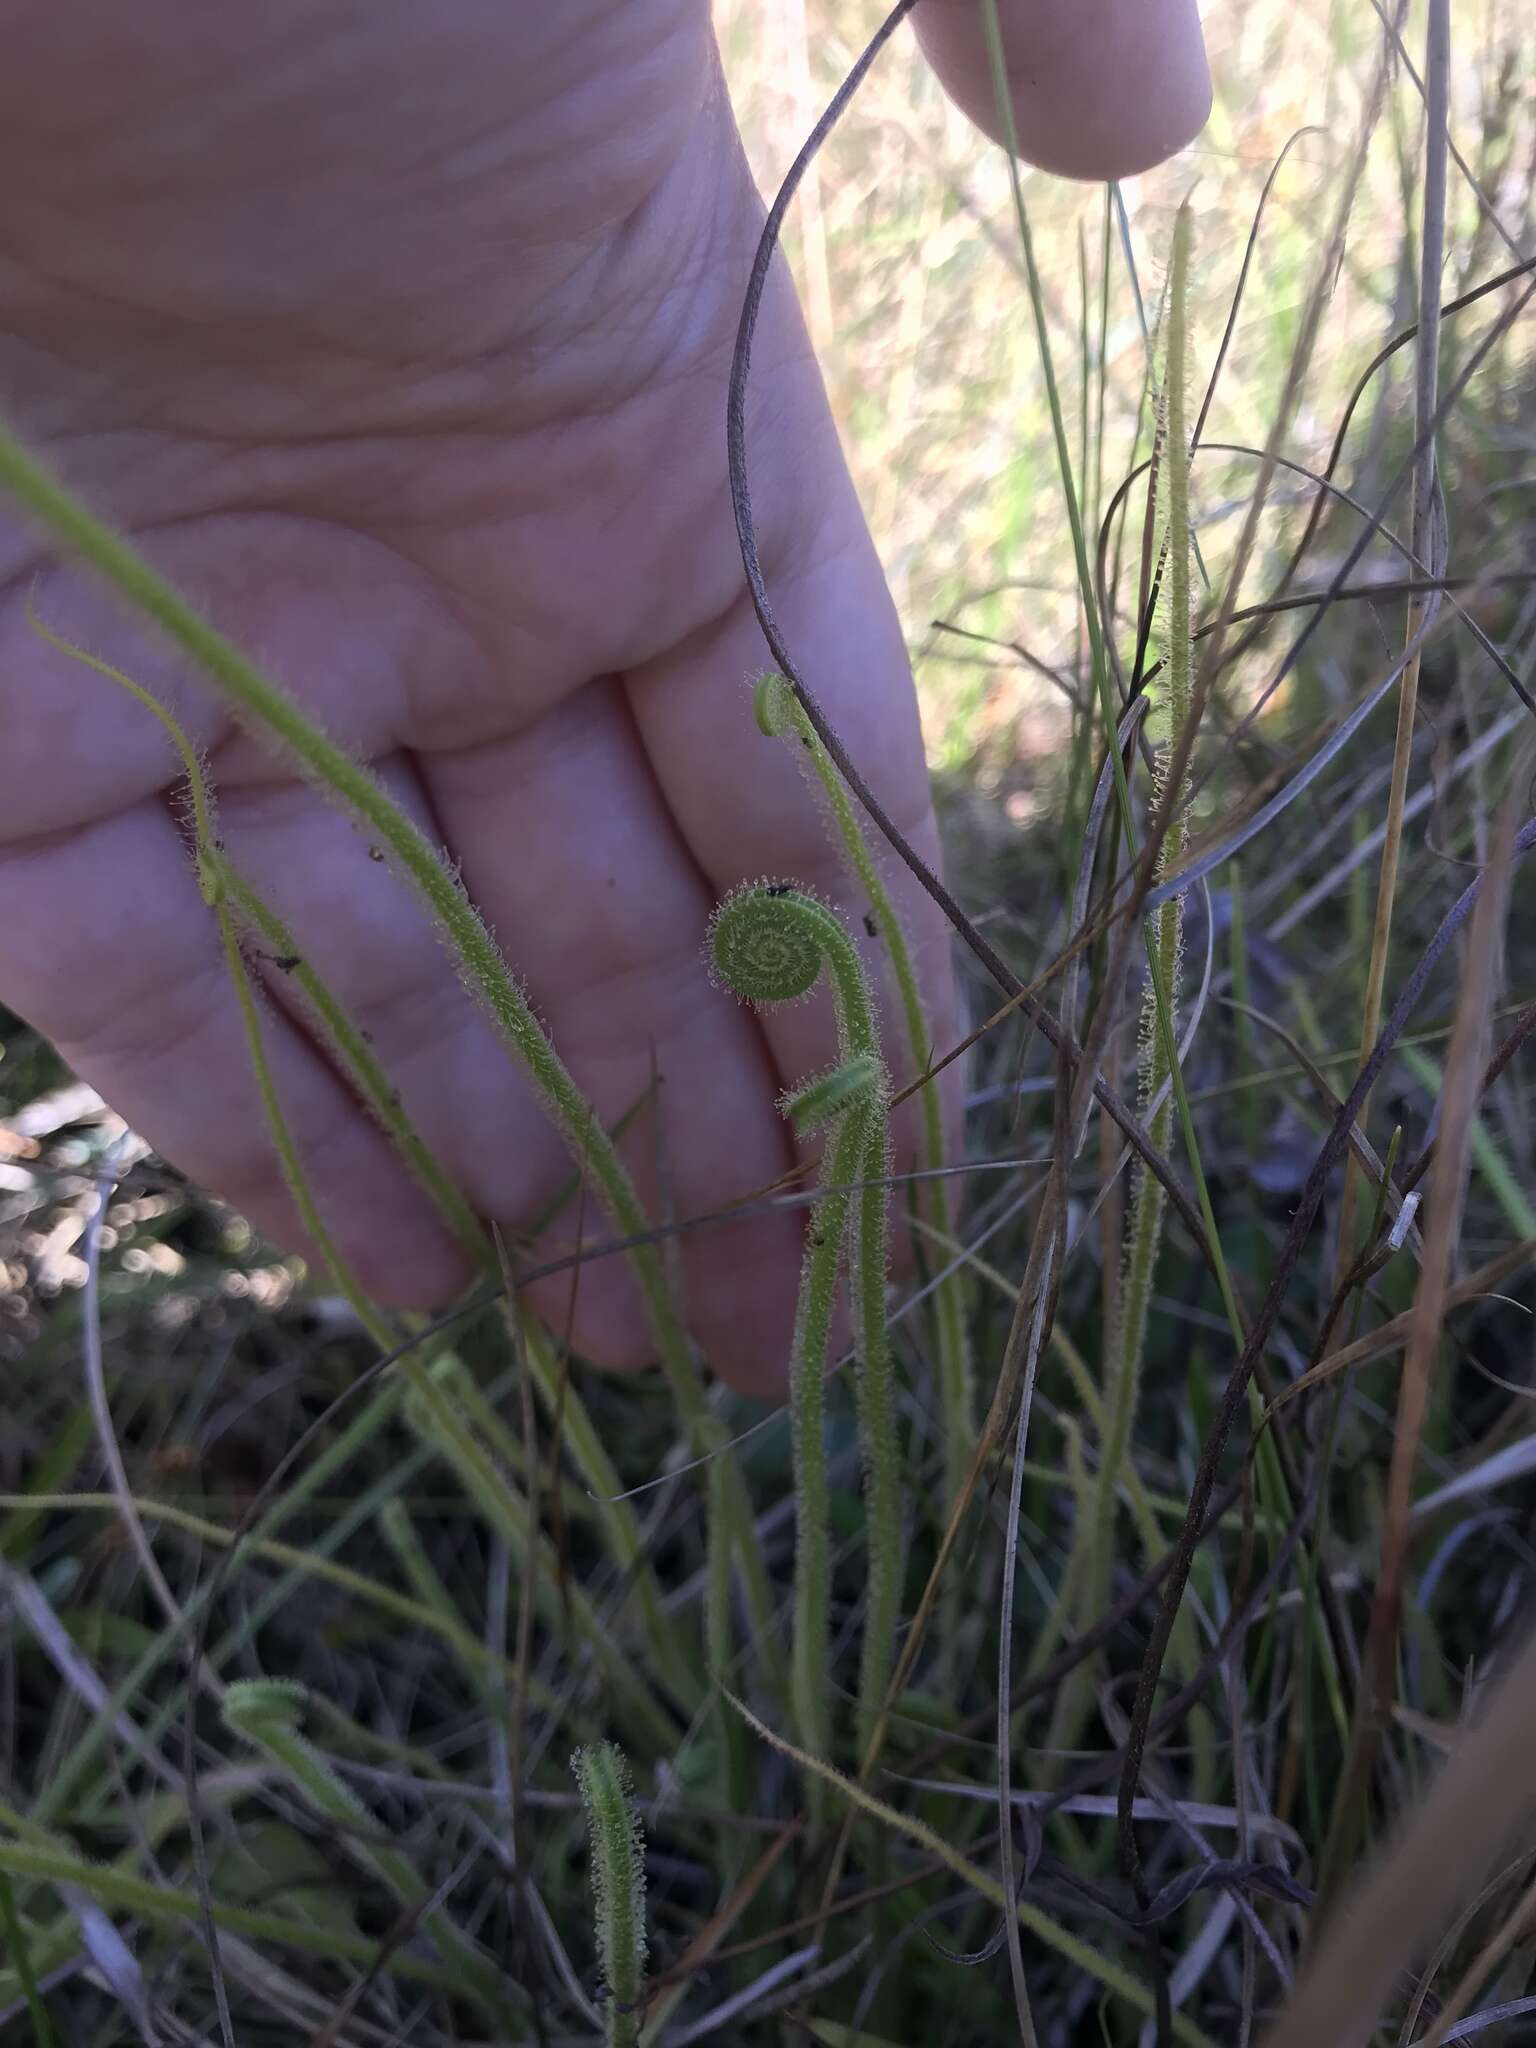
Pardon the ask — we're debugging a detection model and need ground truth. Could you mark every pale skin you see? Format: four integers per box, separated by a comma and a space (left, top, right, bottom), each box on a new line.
0, 1, 1209, 1393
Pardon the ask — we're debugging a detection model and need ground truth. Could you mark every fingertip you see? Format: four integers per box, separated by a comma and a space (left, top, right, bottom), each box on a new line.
913, 0, 1211, 181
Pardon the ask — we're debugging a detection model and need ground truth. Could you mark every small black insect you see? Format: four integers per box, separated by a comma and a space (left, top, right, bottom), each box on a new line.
764, 882, 793, 897
271, 953, 302, 973
863, 914, 879, 938
368, 845, 386, 862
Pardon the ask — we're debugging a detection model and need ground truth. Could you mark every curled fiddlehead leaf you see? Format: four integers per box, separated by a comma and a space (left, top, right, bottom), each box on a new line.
710, 881, 875, 1037
709, 883, 900, 1774
755, 671, 973, 1522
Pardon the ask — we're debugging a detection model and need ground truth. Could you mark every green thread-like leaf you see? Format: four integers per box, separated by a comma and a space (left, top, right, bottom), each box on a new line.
750, 674, 972, 1523
1, 418, 775, 1705
782, 1055, 884, 1136
708, 884, 898, 1788
1055, 201, 1198, 1766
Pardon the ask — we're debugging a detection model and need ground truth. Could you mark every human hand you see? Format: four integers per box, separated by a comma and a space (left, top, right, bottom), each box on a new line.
0, 0, 1208, 1391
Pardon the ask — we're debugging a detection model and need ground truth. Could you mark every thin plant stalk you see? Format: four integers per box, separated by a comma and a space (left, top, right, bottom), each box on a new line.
1053, 204, 1196, 1761
218, 865, 487, 1265
788, 1104, 864, 1796
22, 623, 700, 1746
0, 1867, 55, 2048
516, 1311, 705, 1709
974, 24, 1245, 1369
400, 1360, 681, 1751
0, 1836, 473, 1997
723, 1690, 1221, 2048
1097, 201, 1195, 1587
0, 418, 772, 1668
850, 1102, 900, 1756
4, 1488, 568, 1719
1331, 0, 1450, 1299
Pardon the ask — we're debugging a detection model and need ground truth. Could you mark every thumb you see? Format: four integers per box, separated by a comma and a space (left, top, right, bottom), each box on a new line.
912, 0, 1211, 180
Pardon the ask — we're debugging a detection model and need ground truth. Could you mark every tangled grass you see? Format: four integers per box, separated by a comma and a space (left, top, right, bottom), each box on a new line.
3, 1, 1536, 2041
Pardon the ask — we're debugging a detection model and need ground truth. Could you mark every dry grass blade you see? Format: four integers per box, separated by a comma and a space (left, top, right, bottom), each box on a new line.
995, 1243, 1055, 2048
1330, 0, 1453, 1320
1262, 1619, 1536, 2048
81, 1145, 188, 1638
1340, 747, 1530, 1866
1265, 1234, 1536, 1410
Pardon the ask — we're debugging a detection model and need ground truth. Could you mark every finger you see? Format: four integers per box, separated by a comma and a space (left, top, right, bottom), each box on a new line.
421, 677, 804, 1397
2, 524, 487, 843
5, 474, 801, 1395
218, 741, 797, 1394
211, 753, 576, 1233
0, 797, 472, 1307
913, 0, 1211, 179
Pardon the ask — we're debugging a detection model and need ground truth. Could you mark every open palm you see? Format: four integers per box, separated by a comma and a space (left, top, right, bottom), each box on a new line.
0, 0, 1207, 1389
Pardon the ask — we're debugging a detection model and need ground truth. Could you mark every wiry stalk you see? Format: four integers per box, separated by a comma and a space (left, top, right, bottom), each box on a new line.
1332, 0, 1452, 1299
786, 1101, 865, 1802
1058, 205, 1196, 1759
401, 1359, 681, 1751
850, 1101, 900, 1755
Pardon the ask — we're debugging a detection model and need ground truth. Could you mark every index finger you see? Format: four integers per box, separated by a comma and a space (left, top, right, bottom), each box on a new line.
913, 0, 1211, 180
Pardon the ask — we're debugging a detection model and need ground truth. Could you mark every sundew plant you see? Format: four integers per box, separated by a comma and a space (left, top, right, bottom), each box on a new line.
2, 1, 1536, 2043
